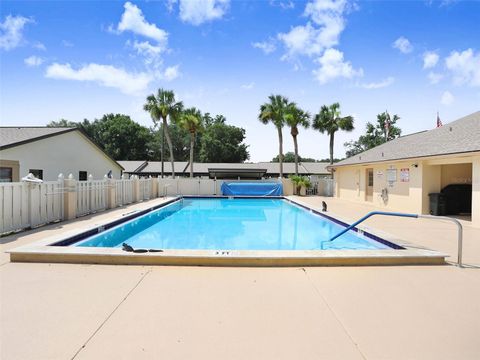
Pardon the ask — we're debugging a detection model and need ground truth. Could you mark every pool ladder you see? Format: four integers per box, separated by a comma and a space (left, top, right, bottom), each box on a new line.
326, 211, 463, 267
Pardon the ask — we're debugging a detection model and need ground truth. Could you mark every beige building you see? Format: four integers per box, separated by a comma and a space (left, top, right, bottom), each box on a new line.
330, 111, 480, 227
0, 127, 123, 181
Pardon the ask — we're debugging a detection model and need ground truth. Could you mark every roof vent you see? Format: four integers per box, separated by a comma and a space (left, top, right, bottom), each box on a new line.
449, 127, 453, 131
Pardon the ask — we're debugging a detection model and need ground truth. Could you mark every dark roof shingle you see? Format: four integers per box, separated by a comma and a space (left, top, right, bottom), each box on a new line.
0, 127, 76, 149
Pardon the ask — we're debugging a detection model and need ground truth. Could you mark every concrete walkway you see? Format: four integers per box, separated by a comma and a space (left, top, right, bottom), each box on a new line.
1, 197, 479, 360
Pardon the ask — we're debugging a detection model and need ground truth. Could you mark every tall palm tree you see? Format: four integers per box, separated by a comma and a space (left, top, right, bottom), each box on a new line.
144, 89, 183, 177
284, 103, 310, 176
259, 95, 289, 178
313, 102, 354, 167
178, 107, 203, 178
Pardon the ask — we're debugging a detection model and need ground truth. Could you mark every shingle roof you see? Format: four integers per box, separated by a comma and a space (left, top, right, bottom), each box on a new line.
0, 126, 124, 170
120, 160, 330, 175
117, 161, 147, 173
0, 127, 76, 149
332, 111, 480, 167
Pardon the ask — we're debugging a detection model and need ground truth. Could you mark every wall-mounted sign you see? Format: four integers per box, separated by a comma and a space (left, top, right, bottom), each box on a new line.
386, 168, 397, 183
400, 168, 410, 182
376, 171, 384, 178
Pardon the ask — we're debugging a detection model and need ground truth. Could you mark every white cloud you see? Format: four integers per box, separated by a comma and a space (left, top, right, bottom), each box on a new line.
241, 82, 255, 90
359, 76, 394, 89
62, 40, 74, 47
252, 39, 276, 54
130, 40, 164, 63
313, 48, 363, 84
166, 0, 177, 13
278, 0, 349, 59
0, 14, 33, 51
441, 90, 454, 105
445, 48, 480, 87
269, 1, 295, 10
163, 65, 180, 81
423, 51, 439, 69
392, 36, 413, 54
115, 2, 168, 47
24, 55, 44, 67
33, 42, 46, 51
179, 0, 230, 25
45, 63, 152, 95
428, 72, 443, 84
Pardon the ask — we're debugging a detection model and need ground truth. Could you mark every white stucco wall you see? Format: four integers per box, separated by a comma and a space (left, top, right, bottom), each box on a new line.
334, 153, 480, 227
0, 130, 122, 181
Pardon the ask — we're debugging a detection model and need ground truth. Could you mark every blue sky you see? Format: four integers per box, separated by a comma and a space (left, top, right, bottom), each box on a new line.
1, 0, 479, 161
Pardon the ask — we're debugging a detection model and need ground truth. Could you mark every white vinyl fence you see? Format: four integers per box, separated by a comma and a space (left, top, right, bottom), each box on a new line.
76, 177, 107, 216
139, 177, 152, 201
115, 177, 133, 206
317, 178, 334, 197
0, 177, 63, 234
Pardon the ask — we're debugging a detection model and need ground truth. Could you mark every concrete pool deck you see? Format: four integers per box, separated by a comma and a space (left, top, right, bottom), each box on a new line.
1, 196, 480, 359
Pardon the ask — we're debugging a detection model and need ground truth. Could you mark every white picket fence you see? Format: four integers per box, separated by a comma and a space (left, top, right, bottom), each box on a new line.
156, 178, 281, 196
115, 177, 133, 206
317, 178, 334, 197
76, 178, 107, 216
0, 178, 63, 234
139, 177, 152, 201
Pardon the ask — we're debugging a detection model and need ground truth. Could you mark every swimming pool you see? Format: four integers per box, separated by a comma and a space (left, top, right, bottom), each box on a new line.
9, 196, 446, 266
74, 198, 396, 251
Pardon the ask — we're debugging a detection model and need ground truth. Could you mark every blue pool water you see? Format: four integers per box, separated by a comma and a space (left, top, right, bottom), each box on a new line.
75, 198, 391, 251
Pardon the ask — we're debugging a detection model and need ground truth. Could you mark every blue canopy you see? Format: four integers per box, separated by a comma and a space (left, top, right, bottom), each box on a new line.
221, 182, 283, 196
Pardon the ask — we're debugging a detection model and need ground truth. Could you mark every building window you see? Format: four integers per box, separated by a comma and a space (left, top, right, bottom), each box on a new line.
29, 169, 43, 180
368, 171, 374, 187
79, 171, 87, 181
0, 167, 13, 182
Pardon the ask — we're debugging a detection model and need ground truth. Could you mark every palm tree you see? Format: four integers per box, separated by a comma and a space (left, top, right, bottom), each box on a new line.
259, 95, 289, 178
313, 103, 354, 167
144, 89, 183, 177
284, 103, 310, 176
178, 107, 203, 178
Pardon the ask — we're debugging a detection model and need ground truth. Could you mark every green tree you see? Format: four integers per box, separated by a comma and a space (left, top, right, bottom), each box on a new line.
48, 115, 154, 160
344, 111, 401, 158
144, 89, 183, 177
313, 103, 354, 167
259, 95, 289, 178
289, 175, 312, 195
199, 122, 249, 162
284, 103, 310, 175
178, 107, 204, 177
271, 152, 319, 163
46, 119, 79, 128
87, 114, 153, 160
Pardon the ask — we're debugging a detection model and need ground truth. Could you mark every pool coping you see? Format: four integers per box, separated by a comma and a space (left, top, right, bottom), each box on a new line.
7, 196, 447, 267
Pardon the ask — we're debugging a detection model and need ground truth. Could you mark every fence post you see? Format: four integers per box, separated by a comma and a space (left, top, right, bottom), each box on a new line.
58, 173, 65, 220
132, 175, 140, 203
121, 174, 126, 204
151, 176, 158, 198
155, 176, 161, 198
105, 175, 116, 209
63, 174, 77, 220
88, 174, 94, 213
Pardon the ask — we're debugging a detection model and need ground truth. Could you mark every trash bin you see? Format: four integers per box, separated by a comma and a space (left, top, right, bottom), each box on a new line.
428, 193, 446, 216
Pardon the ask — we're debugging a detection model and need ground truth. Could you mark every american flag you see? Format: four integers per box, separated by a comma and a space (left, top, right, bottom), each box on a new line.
437, 112, 443, 127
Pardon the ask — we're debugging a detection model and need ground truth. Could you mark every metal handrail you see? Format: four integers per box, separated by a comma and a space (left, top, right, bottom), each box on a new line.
326, 211, 463, 267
